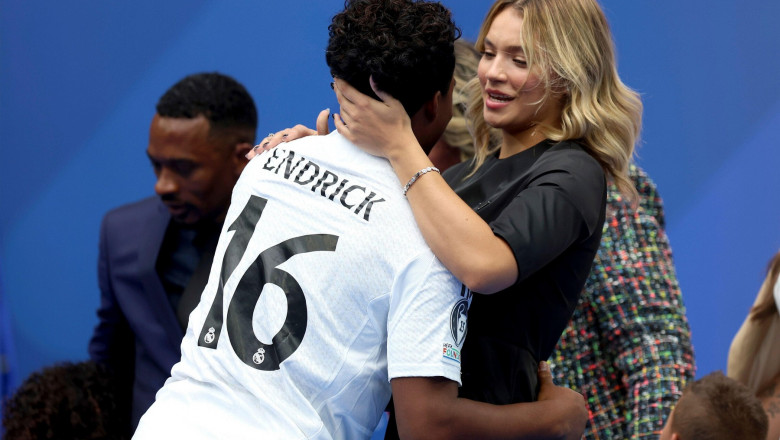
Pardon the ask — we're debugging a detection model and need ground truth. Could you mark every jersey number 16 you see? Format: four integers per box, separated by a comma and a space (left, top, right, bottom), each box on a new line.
196, 195, 339, 371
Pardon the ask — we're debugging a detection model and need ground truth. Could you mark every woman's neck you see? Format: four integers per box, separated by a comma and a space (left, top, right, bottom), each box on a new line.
498, 126, 548, 159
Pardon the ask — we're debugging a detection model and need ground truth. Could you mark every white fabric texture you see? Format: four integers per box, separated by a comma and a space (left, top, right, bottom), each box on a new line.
134, 132, 467, 440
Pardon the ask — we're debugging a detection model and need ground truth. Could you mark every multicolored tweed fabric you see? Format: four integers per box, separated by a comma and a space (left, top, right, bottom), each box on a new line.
551, 165, 695, 439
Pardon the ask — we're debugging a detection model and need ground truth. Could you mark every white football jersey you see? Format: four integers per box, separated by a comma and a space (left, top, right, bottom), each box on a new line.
134, 132, 470, 440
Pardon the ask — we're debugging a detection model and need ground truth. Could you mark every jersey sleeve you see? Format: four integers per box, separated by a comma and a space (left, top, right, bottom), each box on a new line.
387, 250, 471, 385
491, 149, 605, 281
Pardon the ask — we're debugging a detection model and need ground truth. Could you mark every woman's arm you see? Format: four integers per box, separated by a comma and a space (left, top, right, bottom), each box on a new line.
392, 362, 588, 440
333, 78, 517, 294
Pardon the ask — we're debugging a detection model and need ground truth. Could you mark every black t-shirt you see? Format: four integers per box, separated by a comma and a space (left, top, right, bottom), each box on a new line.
444, 139, 606, 404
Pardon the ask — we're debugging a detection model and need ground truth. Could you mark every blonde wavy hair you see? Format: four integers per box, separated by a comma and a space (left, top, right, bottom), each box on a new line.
464, 0, 642, 200
440, 40, 500, 161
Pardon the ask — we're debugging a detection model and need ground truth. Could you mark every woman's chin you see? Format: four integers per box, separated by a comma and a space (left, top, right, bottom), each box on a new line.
484, 117, 505, 130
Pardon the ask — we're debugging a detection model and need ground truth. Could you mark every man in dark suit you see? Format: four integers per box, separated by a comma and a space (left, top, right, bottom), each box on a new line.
88, 72, 257, 432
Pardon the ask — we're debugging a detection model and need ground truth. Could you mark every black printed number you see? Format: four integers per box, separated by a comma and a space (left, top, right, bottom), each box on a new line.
197, 195, 338, 371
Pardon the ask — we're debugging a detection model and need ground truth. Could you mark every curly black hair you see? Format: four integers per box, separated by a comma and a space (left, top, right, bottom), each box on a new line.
156, 72, 257, 145
326, 0, 460, 116
2, 361, 129, 440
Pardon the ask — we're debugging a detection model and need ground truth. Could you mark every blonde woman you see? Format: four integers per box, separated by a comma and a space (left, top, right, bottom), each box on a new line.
331, 0, 642, 406
728, 251, 780, 440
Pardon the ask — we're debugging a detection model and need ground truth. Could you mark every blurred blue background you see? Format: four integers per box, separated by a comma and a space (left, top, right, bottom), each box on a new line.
1, 0, 779, 405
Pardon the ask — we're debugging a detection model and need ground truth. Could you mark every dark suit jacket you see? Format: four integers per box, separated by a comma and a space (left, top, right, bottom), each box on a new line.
88, 196, 184, 430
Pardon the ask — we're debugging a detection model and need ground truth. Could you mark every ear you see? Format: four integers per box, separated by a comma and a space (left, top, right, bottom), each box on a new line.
232, 142, 253, 170
422, 90, 443, 122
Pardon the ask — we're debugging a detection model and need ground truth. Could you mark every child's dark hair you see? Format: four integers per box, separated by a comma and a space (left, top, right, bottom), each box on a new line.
2, 361, 129, 439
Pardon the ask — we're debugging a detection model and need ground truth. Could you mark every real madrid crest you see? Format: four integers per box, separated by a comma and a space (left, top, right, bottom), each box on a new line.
252, 347, 266, 365
204, 327, 216, 344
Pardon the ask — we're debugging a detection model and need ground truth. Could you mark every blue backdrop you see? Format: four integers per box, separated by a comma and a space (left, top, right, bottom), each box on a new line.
2, 0, 779, 395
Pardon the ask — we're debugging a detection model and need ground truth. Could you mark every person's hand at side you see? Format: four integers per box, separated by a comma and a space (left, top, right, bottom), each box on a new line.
392, 361, 587, 439
536, 361, 589, 440
245, 108, 331, 160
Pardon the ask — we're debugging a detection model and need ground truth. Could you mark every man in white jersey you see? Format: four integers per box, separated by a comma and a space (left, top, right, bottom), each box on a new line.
135, 1, 586, 438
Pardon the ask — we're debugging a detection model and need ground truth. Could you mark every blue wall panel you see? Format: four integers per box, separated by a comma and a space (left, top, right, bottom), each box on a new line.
2, 0, 778, 395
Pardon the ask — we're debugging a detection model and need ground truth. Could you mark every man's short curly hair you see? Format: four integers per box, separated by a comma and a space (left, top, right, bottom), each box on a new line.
156, 72, 257, 145
2, 361, 129, 439
326, 0, 460, 116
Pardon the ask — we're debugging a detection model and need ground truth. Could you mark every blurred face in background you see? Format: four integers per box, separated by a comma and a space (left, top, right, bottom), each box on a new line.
147, 114, 244, 226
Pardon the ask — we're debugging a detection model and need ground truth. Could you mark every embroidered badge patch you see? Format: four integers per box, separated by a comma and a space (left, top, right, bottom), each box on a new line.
443, 342, 461, 363
444, 285, 471, 364
449, 298, 469, 347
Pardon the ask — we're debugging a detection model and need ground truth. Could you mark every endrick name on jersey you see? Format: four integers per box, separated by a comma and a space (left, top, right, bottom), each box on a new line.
260, 148, 386, 222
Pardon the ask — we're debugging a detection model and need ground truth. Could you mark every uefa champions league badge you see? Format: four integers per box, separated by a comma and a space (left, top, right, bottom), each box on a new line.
253, 348, 266, 365
204, 327, 216, 344
444, 294, 470, 364
442, 285, 472, 363
449, 298, 469, 347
